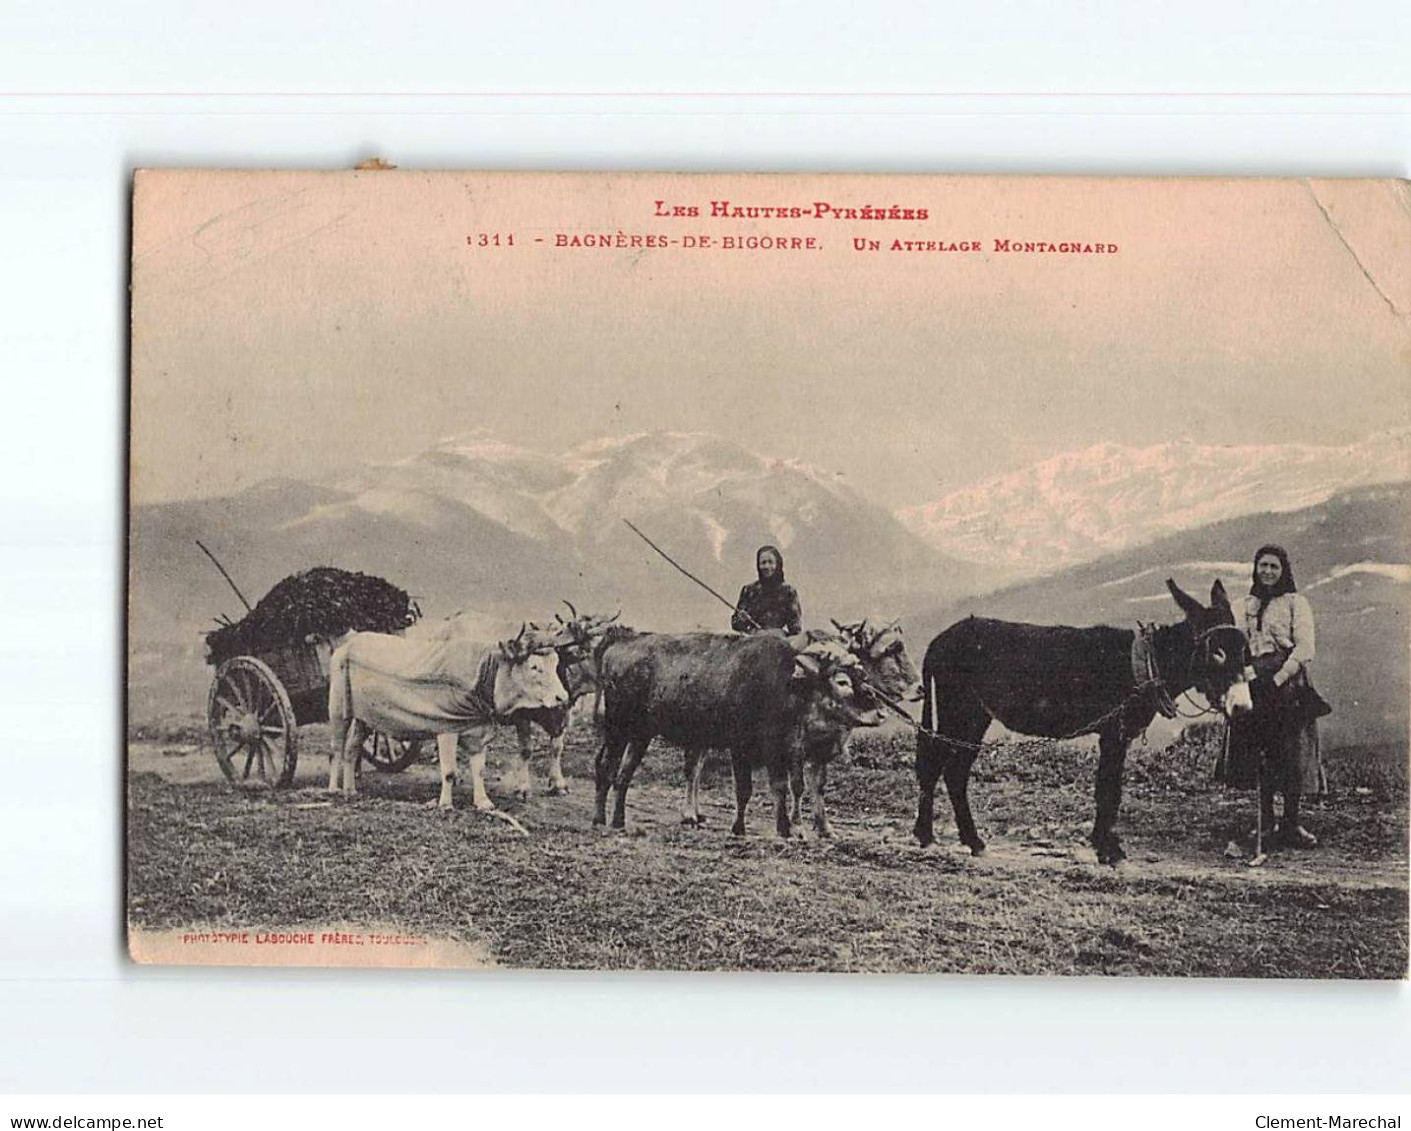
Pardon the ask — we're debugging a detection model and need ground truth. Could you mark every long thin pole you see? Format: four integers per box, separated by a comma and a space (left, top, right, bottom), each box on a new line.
621, 518, 760, 631
195, 540, 253, 613
621, 518, 933, 726
1250, 753, 1267, 867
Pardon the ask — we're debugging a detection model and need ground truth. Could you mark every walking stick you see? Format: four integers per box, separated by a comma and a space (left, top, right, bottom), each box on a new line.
1249, 753, 1268, 868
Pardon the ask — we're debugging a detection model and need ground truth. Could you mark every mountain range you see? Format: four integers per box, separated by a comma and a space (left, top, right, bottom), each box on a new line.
899, 430, 1409, 579
128, 430, 1409, 753
128, 431, 981, 718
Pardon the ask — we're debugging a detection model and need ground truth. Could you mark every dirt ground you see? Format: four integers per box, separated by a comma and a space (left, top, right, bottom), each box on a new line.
126, 718, 1409, 977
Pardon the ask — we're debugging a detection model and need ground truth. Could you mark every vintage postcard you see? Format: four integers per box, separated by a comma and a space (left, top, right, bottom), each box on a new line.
127, 171, 1409, 975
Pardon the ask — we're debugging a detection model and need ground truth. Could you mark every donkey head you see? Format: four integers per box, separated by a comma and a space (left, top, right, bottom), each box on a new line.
1166, 578, 1252, 716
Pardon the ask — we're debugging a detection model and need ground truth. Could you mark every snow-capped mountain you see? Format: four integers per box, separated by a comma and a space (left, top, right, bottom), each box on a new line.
128, 430, 982, 717
542, 430, 974, 622
898, 430, 1410, 579
128, 429, 1410, 736
314, 433, 574, 542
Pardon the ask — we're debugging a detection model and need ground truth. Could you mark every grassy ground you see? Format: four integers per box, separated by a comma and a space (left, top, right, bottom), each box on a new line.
127, 719, 1408, 977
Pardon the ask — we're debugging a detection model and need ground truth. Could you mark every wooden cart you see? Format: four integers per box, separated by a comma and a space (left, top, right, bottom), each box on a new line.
205, 635, 423, 788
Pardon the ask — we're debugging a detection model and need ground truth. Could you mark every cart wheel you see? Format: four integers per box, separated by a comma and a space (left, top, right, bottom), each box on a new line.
207, 656, 299, 788
360, 732, 424, 774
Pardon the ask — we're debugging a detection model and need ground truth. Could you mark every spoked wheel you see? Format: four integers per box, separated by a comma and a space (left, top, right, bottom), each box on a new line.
359, 732, 424, 774
207, 656, 299, 788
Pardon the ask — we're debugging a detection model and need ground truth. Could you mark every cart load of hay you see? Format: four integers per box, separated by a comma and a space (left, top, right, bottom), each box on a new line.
204, 567, 421, 666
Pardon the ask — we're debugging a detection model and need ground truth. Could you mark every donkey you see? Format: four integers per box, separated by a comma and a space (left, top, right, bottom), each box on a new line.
914, 579, 1253, 865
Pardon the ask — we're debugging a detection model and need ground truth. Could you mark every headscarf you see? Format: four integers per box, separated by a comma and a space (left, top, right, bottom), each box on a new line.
1250, 543, 1296, 629
755, 544, 786, 588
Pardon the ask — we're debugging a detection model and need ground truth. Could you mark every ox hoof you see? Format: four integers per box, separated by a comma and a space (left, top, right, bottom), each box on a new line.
815, 824, 835, 840
1091, 830, 1126, 866
965, 840, 987, 857
549, 783, 570, 796
731, 824, 746, 837
473, 799, 497, 813
592, 815, 606, 827
679, 814, 706, 827
1095, 844, 1127, 866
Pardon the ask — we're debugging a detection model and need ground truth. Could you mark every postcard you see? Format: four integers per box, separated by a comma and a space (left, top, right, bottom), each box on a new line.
127, 170, 1409, 975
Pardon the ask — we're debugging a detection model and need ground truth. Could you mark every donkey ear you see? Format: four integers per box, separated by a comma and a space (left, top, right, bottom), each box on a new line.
1210, 579, 1231, 609
1166, 578, 1205, 619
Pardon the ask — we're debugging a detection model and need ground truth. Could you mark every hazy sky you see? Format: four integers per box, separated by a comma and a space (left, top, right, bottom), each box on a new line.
130, 172, 1410, 507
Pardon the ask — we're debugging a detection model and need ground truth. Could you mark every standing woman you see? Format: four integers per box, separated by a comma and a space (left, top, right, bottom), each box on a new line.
1224, 544, 1330, 847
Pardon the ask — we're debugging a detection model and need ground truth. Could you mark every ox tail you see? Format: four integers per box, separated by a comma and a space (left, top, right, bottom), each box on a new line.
923, 669, 937, 732
328, 642, 354, 727
917, 664, 943, 765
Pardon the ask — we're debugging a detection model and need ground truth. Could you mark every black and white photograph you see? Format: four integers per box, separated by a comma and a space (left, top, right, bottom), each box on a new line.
125, 169, 1409, 978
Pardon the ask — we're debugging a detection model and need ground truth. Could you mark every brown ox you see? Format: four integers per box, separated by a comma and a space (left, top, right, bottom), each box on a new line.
595, 630, 882, 837
671, 618, 921, 836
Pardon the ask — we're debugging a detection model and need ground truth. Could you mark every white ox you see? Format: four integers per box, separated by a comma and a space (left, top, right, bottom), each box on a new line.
327, 627, 568, 810
416, 607, 616, 800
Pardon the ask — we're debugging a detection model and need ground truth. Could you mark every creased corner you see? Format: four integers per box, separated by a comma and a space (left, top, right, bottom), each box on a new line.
1304, 180, 1407, 319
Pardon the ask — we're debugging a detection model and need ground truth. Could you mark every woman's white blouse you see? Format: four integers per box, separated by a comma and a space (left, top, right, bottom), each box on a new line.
1240, 592, 1315, 685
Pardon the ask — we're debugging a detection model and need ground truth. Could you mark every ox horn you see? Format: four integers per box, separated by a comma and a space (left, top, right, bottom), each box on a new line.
563, 599, 579, 621
792, 653, 822, 681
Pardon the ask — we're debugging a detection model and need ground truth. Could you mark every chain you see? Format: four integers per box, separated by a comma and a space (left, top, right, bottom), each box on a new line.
866, 674, 1166, 753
